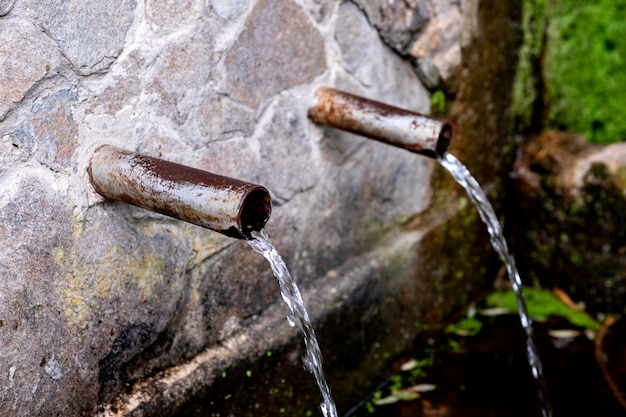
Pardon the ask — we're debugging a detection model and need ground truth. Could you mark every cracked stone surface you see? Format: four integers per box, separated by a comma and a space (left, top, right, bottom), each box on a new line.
351, 0, 430, 54
26, 0, 136, 74
0, 18, 61, 120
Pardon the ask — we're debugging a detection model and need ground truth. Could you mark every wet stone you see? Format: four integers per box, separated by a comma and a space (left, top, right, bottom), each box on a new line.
224, 0, 326, 108
0, 18, 60, 120
26, 0, 136, 74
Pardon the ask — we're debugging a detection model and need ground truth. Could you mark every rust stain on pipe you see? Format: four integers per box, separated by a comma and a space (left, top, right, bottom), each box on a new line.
308, 87, 452, 158
88, 145, 272, 239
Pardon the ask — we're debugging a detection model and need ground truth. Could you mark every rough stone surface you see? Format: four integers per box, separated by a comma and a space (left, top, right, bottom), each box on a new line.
145, 0, 202, 33
510, 131, 626, 314
410, 6, 464, 86
336, 2, 432, 100
410, 0, 480, 90
11, 89, 79, 170
224, 0, 326, 108
0, 0, 510, 415
148, 35, 214, 125
211, 0, 248, 20
0, 18, 60, 120
195, 89, 255, 144
351, 0, 430, 54
26, 0, 136, 74
0, 0, 15, 16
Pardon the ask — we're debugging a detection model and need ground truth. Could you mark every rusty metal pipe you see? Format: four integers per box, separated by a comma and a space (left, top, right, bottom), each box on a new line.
88, 145, 272, 239
308, 87, 452, 158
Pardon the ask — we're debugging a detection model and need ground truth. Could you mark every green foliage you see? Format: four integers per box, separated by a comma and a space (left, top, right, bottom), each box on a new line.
513, 0, 626, 143
430, 90, 447, 116
512, 0, 546, 131
445, 316, 483, 337
543, 0, 626, 143
486, 288, 601, 330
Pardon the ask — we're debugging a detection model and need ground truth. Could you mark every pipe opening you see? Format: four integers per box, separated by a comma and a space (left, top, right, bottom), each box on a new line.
308, 87, 453, 159
239, 188, 272, 238
436, 123, 453, 157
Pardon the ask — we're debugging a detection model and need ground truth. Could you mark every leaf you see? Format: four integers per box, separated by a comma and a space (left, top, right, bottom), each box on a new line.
371, 384, 436, 406
486, 288, 601, 330
479, 307, 511, 316
372, 395, 400, 406
391, 389, 420, 401
400, 359, 419, 372
405, 384, 437, 393
548, 329, 582, 339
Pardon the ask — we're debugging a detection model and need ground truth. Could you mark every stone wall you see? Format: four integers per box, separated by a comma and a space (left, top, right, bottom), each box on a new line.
0, 1, 517, 415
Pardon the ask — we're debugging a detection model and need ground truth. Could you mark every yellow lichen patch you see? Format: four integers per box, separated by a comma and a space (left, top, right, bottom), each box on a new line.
54, 243, 172, 331
52, 247, 64, 263
125, 251, 167, 301
71, 206, 84, 239
189, 239, 218, 269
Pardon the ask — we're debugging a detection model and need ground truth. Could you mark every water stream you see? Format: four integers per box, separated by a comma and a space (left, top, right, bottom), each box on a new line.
438, 152, 552, 417
244, 152, 551, 417
247, 229, 339, 417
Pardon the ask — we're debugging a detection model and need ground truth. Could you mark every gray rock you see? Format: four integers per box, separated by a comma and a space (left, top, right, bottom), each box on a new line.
224, 0, 326, 108
0, 0, 16, 15
211, 0, 248, 20
352, 0, 430, 54
147, 35, 214, 124
0, 174, 90, 416
195, 90, 255, 144
11, 89, 79, 170
27, 0, 136, 74
335, 2, 431, 104
257, 94, 320, 204
409, 6, 464, 85
0, 18, 60, 120
145, 0, 202, 33
336, 2, 383, 86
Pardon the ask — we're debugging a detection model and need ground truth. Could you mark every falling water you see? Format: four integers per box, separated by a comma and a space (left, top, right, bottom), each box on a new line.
438, 153, 552, 417
247, 229, 339, 417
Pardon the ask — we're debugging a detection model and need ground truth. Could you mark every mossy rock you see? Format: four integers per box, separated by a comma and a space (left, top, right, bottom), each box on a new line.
509, 131, 626, 314
513, 0, 626, 143
544, 0, 626, 143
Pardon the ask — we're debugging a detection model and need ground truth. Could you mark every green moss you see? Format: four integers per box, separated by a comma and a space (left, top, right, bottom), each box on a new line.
445, 317, 483, 337
543, 0, 626, 143
513, 0, 626, 143
511, 0, 546, 131
486, 288, 601, 330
